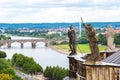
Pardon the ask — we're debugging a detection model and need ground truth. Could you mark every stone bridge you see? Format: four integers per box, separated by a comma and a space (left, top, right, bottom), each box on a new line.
0, 39, 49, 48
0, 38, 68, 48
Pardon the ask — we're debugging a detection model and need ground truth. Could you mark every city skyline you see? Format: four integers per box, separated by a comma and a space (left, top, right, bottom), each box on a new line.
0, 0, 120, 23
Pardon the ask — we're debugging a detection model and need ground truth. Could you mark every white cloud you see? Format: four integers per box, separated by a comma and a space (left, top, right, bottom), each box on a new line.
0, 0, 120, 23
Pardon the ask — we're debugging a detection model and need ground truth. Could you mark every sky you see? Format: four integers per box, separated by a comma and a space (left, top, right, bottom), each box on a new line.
0, 0, 120, 23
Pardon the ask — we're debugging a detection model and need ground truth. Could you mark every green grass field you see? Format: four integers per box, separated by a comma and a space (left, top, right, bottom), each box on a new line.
53, 44, 106, 53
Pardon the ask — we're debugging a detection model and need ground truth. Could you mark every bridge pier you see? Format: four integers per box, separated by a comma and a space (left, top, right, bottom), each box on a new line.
45, 42, 49, 47
21, 43, 24, 48
32, 42, 36, 48
7, 42, 11, 48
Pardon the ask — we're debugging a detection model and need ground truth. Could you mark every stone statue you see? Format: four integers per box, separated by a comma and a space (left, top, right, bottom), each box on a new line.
105, 26, 115, 51
82, 23, 99, 55
81, 17, 102, 61
68, 25, 77, 55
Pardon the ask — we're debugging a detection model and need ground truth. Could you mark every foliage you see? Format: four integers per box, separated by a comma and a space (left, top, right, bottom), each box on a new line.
0, 50, 7, 58
98, 34, 107, 45
12, 53, 25, 67
12, 53, 43, 74
50, 41, 57, 45
46, 33, 60, 39
98, 33, 120, 45
0, 58, 22, 80
44, 66, 69, 80
0, 58, 11, 71
0, 34, 11, 40
114, 33, 120, 45
0, 68, 15, 75
78, 37, 88, 44
60, 41, 68, 44
0, 73, 13, 80
12, 75, 23, 80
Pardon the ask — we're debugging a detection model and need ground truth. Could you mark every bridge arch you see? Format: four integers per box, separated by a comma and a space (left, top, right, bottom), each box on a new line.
0, 39, 55, 48
11, 42, 21, 48
6, 40, 48, 48
36, 42, 45, 48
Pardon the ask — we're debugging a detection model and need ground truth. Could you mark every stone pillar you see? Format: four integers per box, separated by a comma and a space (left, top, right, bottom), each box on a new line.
21, 43, 24, 48
45, 42, 49, 47
68, 56, 77, 80
32, 42, 36, 48
7, 42, 11, 48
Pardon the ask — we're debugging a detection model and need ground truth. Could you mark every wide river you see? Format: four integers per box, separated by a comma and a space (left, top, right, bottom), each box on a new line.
0, 36, 69, 69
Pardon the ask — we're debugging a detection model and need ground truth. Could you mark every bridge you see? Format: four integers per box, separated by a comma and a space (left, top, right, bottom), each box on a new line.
0, 38, 68, 48
0, 39, 49, 48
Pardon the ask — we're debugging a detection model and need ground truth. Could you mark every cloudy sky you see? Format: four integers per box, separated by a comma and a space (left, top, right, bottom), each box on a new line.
0, 0, 120, 23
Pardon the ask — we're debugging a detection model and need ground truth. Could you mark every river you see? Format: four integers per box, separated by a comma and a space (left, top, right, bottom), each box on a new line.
0, 36, 69, 69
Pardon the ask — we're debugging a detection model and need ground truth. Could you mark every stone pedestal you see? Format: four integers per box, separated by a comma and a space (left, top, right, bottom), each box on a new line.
68, 55, 77, 79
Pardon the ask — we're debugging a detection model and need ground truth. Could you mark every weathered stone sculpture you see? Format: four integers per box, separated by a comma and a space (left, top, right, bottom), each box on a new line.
68, 25, 77, 55
105, 26, 116, 51
81, 18, 102, 62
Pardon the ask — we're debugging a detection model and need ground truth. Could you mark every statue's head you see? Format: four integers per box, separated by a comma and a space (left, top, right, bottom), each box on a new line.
107, 25, 113, 31
87, 23, 91, 26
70, 25, 74, 30
87, 23, 92, 31
108, 25, 112, 28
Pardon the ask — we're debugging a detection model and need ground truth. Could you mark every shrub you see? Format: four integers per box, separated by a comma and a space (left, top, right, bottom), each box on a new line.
0, 73, 12, 80
44, 66, 69, 80
0, 50, 7, 58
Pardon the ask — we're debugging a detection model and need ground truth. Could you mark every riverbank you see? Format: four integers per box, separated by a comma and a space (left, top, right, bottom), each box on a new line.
50, 44, 83, 55
50, 46, 70, 55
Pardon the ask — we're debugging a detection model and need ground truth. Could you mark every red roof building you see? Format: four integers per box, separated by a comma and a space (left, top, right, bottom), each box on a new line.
114, 29, 120, 33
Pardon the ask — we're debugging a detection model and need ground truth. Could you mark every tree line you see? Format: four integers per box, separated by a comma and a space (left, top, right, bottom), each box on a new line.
78, 33, 120, 45
12, 53, 43, 74
44, 66, 69, 80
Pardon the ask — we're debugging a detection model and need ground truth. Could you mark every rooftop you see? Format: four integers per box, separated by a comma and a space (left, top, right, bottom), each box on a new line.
102, 50, 120, 64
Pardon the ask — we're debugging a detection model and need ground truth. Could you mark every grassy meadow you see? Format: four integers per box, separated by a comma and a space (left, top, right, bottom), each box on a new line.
52, 44, 106, 54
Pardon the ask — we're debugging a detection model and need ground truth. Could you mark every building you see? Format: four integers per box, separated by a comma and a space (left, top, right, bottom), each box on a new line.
114, 29, 120, 34
68, 50, 120, 80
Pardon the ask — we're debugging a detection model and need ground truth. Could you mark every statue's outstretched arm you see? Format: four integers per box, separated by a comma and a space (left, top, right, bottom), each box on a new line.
80, 17, 87, 30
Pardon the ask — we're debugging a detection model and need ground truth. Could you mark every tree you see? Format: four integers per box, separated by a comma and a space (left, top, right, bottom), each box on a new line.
0, 58, 11, 71
114, 33, 120, 45
7, 36, 11, 40
98, 34, 107, 45
60, 41, 68, 45
78, 37, 88, 44
50, 41, 57, 45
0, 58, 22, 80
44, 66, 69, 80
12, 53, 25, 67
0, 50, 7, 58
12, 53, 43, 74
0, 73, 12, 80
12, 75, 22, 80
0, 68, 15, 75
44, 66, 54, 79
